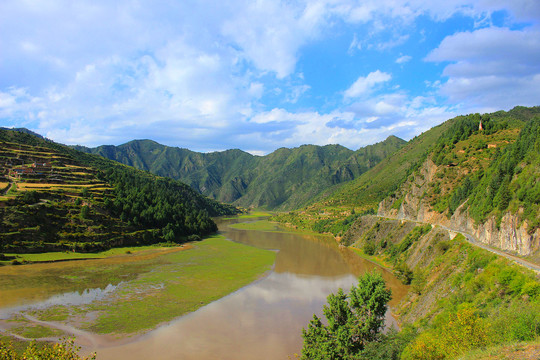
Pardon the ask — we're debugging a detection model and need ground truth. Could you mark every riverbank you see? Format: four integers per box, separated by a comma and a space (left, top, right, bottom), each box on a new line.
0, 234, 276, 347
0, 244, 190, 266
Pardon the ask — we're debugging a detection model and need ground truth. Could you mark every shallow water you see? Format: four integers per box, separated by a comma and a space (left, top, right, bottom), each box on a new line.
90, 218, 408, 359
0, 283, 119, 320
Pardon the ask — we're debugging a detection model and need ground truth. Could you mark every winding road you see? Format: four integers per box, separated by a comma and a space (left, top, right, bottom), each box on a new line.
375, 214, 540, 273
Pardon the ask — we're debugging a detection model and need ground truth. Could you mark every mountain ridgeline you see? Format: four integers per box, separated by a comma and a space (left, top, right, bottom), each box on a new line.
276, 106, 540, 259
0, 129, 238, 253
76, 136, 406, 210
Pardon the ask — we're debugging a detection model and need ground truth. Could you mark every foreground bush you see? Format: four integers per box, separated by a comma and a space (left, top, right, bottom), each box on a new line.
0, 338, 95, 360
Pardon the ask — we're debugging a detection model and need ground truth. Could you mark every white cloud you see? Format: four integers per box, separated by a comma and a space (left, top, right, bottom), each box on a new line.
221, 0, 328, 79
396, 55, 412, 64
1, 0, 539, 153
426, 26, 540, 109
344, 71, 392, 98
348, 34, 362, 54
375, 34, 410, 50
286, 85, 311, 104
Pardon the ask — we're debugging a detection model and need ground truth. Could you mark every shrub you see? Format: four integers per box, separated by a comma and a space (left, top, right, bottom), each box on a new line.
394, 262, 413, 285
402, 306, 492, 360
491, 301, 540, 342
436, 240, 451, 253
363, 241, 376, 256
521, 281, 540, 298
0, 338, 95, 359
411, 268, 427, 294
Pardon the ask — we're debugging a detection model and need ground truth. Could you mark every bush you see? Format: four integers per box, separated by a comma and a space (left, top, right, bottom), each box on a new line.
402, 306, 492, 360
363, 241, 376, 256
80, 205, 90, 219
359, 326, 417, 360
521, 281, 540, 298
436, 240, 451, 253
21, 190, 40, 204
0, 338, 95, 359
491, 301, 540, 342
394, 262, 413, 285
411, 268, 427, 294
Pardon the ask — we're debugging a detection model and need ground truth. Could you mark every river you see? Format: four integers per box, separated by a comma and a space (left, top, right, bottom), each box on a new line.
90, 217, 408, 359
0, 217, 408, 359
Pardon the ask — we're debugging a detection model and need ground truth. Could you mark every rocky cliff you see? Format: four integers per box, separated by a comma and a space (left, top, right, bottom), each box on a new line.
378, 157, 539, 258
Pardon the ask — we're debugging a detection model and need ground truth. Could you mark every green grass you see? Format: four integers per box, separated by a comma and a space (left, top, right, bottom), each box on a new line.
458, 339, 540, 360
84, 235, 276, 334
5, 252, 105, 262
229, 220, 326, 237
0, 335, 34, 355
228, 220, 281, 231
2, 235, 276, 338
4, 244, 187, 263
10, 324, 63, 339
223, 210, 273, 219
350, 248, 392, 270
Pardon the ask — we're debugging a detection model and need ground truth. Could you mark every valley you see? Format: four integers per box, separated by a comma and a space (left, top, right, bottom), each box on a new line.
1, 106, 539, 359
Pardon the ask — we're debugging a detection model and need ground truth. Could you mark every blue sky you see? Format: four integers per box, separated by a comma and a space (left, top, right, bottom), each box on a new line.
1, 1, 539, 154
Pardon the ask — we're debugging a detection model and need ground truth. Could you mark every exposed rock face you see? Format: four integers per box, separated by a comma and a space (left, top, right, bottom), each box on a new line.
378, 159, 539, 257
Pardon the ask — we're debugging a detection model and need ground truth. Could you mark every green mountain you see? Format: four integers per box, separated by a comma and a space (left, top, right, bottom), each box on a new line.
0, 129, 238, 253
276, 106, 540, 258
287, 106, 540, 360
77, 135, 406, 210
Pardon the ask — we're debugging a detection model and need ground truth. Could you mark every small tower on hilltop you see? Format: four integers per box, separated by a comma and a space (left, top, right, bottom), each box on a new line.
479, 119, 483, 131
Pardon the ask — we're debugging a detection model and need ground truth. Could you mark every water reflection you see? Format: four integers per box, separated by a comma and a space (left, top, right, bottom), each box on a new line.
0, 284, 119, 320
227, 227, 351, 276
91, 219, 408, 359
93, 272, 362, 360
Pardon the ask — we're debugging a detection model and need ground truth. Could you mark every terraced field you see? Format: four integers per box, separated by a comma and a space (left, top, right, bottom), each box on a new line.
0, 129, 238, 256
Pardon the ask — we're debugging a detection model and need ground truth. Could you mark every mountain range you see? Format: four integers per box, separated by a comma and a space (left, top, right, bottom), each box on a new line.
75, 136, 406, 210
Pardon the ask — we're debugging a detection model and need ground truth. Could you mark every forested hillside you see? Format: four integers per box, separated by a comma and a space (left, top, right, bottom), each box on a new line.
77, 135, 406, 210
275, 106, 540, 258
377, 107, 540, 258
0, 129, 238, 254
289, 107, 540, 360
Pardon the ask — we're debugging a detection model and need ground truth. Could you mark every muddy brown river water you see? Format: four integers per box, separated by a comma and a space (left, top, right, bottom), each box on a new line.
89, 218, 408, 359
0, 217, 408, 359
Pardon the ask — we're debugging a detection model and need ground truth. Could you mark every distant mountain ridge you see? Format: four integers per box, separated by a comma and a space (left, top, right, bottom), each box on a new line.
77, 136, 407, 210
0, 127, 45, 139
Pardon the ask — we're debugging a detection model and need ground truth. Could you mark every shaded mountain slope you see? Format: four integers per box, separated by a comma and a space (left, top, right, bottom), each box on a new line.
78, 135, 406, 210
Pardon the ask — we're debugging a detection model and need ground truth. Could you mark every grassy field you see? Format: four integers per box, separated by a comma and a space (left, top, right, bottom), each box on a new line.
228, 220, 281, 231
86, 235, 276, 334
229, 219, 326, 237
3, 244, 188, 264
350, 248, 393, 270
222, 210, 273, 219
1, 235, 276, 338
459, 340, 540, 360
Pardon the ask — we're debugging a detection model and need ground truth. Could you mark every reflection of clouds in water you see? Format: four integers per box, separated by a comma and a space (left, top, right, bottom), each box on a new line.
92, 222, 407, 360
93, 273, 363, 360
0, 284, 118, 319
241, 272, 358, 304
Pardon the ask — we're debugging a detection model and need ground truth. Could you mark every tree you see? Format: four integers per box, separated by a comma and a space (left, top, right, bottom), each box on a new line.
301, 271, 392, 359
80, 205, 90, 219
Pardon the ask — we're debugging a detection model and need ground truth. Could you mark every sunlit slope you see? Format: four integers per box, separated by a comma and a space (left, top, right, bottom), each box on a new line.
276, 106, 540, 238
0, 129, 238, 254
